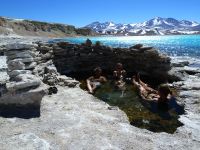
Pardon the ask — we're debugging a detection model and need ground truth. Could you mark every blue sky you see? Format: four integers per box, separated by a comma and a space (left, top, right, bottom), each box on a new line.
1, 0, 200, 27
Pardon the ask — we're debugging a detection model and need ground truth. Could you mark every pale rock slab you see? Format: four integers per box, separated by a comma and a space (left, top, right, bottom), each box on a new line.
7, 59, 25, 71
6, 74, 41, 91
0, 83, 47, 105
5, 43, 37, 50
8, 70, 32, 78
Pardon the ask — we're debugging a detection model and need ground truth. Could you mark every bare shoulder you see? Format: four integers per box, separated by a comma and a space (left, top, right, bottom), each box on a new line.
87, 76, 94, 81
101, 76, 107, 79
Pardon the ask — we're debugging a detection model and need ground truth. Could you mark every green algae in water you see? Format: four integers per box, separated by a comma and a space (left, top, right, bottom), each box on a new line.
80, 81, 183, 134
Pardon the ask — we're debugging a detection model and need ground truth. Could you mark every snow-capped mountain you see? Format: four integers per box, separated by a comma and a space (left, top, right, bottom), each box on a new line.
85, 17, 200, 35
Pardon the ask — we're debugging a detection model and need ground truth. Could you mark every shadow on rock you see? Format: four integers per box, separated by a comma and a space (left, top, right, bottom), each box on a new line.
0, 104, 40, 119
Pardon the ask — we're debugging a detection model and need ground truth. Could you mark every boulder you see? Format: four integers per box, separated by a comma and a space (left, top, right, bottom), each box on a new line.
0, 84, 47, 105
13, 58, 34, 63
25, 62, 37, 70
57, 75, 73, 82
6, 50, 36, 60
5, 43, 37, 50
65, 80, 79, 87
44, 66, 58, 74
6, 74, 41, 91
33, 60, 54, 76
34, 56, 42, 63
57, 42, 70, 48
37, 45, 53, 54
130, 44, 143, 49
171, 61, 189, 67
8, 70, 32, 78
43, 73, 58, 86
43, 77, 58, 86
183, 66, 200, 75
7, 60, 25, 71
41, 52, 53, 60
139, 47, 153, 51
57, 75, 79, 87
40, 65, 59, 86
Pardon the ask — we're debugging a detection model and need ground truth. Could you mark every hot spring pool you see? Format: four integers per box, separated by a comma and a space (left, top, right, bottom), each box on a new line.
80, 81, 183, 134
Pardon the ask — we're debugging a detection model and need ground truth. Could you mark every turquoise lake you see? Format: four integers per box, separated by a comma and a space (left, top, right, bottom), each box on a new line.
53, 35, 200, 58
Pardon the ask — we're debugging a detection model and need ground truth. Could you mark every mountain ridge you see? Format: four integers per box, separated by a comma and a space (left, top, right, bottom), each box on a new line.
85, 17, 200, 36
0, 16, 95, 37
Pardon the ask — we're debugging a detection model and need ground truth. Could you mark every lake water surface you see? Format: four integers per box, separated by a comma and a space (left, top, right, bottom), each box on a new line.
54, 35, 200, 58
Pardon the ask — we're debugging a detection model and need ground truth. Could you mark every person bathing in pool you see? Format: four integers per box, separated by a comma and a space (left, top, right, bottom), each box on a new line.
133, 73, 184, 115
132, 73, 158, 100
113, 63, 126, 88
86, 67, 107, 94
113, 63, 127, 97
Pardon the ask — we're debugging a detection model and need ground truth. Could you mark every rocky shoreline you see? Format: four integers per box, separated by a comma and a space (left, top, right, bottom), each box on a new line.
0, 36, 200, 149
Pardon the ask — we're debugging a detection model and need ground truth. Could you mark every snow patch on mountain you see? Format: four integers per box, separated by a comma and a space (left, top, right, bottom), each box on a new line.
85, 17, 200, 36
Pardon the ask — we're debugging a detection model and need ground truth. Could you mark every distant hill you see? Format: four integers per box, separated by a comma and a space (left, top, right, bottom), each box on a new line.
85, 17, 200, 36
0, 16, 96, 37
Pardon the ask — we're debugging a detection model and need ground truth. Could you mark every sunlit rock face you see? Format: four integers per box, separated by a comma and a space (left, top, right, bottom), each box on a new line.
0, 43, 44, 105
0, 42, 79, 105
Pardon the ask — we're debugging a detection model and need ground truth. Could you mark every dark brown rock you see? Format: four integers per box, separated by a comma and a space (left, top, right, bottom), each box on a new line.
130, 44, 143, 49
52, 43, 171, 82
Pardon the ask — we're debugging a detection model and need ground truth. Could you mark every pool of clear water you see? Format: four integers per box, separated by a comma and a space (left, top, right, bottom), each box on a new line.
80, 81, 183, 134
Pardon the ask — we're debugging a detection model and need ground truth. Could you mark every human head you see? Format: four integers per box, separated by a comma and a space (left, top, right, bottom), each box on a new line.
93, 67, 102, 76
158, 84, 171, 98
116, 63, 123, 70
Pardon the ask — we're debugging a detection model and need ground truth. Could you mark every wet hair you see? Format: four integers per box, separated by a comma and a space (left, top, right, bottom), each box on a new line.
116, 63, 123, 69
158, 84, 171, 97
94, 67, 102, 74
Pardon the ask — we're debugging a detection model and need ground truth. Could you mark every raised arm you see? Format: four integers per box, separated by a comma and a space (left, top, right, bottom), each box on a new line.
86, 76, 94, 94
